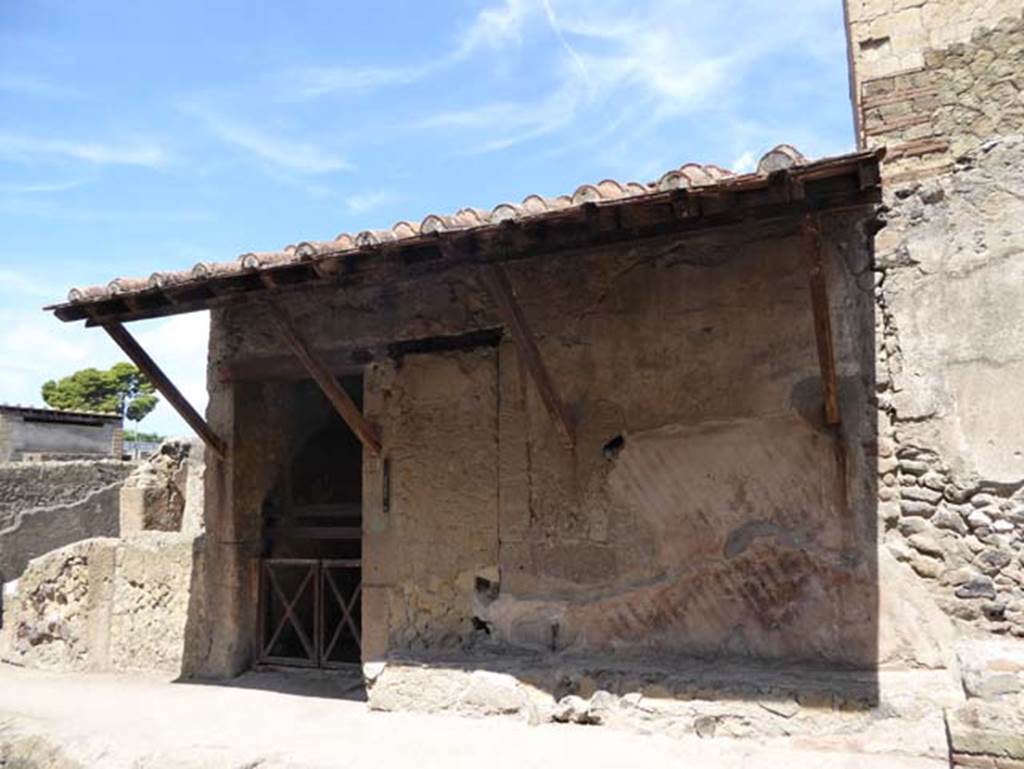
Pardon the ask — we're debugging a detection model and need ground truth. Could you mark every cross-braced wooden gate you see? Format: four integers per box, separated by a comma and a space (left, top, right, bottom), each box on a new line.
258, 558, 362, 667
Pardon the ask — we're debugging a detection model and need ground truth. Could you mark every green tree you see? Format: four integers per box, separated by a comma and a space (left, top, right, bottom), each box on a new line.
41, 362, 159, 423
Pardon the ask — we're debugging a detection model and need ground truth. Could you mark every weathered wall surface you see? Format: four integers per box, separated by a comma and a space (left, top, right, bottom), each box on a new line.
847, 0, 1024, 641
468, 223, 880, 667
874, 138, 1024, 638
0, 412, 121, 462
0, 460, 132, 584
120, 439, 205, 535
199, 212, 885, 677
365, 347, 499, 655
0, 533, 201, 674
847, 1, 1024, 763
847, 4, 1024, 179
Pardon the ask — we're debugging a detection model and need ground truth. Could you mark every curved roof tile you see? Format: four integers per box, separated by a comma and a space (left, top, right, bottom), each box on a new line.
65, 145, 813, 306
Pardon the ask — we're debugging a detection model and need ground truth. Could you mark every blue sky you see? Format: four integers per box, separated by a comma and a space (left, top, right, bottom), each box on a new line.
0, 0, 855, 435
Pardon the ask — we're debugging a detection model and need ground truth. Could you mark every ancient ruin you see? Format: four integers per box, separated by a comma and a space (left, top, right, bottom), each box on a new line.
0, 404, 123, 463
2, 1, 1022, 766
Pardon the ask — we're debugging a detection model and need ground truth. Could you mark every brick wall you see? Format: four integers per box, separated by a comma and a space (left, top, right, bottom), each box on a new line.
846, 2, 1024, 180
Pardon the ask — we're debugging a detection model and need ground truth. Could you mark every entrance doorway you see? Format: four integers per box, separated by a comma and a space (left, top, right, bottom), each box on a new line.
257, 376, 363, 668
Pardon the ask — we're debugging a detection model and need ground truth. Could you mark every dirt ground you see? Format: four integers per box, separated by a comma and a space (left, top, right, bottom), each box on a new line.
0, 663, 948, 769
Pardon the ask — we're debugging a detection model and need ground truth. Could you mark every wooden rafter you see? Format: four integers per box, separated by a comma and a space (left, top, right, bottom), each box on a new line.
803, 214, 841, 426
55, 151, 885, 327
481, 263, 575, 449
98, 319, 228, 459
265, 300, 382, 456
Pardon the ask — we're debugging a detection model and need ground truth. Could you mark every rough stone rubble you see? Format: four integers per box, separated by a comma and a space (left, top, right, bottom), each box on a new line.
0, 440, 205, 674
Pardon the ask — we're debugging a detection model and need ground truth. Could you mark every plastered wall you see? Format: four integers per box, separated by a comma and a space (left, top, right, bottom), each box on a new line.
197, 213, 881, 676
847, 1, 1024, 639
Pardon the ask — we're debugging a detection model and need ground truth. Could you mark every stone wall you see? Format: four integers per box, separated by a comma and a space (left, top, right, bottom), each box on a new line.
0, 440, 206, 673
120, 439, 205, 535
0, 411, 122, 463
846, 0, 1023, 83
0, 533, 202, 674
847, 1, 1024, 763
0, 460, 133, 584
847, 5, 1024, 180
195, 210, 886, 679
847, 0, 1024, 639
874, 138, 1024, 639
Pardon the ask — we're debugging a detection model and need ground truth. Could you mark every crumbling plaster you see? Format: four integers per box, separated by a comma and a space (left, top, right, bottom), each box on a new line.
0, 534, 201, 674
195, 213, 889, 677
872, 138, 1024, 638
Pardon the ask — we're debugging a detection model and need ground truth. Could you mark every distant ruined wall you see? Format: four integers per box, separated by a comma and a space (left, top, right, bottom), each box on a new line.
0, 441, 206, 673
0, 412, 122, 463
0, 460, 133, 585
846, 0, 1024, 642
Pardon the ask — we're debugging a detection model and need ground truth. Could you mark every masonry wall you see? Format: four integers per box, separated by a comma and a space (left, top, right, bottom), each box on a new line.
193, 211, 883, 677
845, 3, 1024, 180
846, 2, 1024, 642
0, 460, 133, 585
0, 534, 201, 674
0, 413, 122, 463
0, 441, 207, 673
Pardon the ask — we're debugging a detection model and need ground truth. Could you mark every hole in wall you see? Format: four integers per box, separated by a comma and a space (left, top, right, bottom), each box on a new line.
602, 434, 625, 460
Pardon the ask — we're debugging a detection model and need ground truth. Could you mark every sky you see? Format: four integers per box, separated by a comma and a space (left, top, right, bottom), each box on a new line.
0, 0, 855, 436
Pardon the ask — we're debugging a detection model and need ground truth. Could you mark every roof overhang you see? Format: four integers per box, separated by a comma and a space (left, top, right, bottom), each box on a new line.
48, 148, 884, 326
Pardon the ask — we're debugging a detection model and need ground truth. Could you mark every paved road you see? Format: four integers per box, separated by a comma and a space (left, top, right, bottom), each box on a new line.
0, 664, 945, 768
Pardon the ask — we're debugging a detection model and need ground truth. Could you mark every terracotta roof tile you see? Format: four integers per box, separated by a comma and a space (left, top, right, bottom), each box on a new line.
57, 144, 823, 309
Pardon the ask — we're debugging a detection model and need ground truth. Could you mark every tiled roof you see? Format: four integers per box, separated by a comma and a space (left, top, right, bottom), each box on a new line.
49, 144, 884, 323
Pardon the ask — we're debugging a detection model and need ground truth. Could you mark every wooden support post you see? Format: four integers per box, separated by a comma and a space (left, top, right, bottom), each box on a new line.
482, 263, 575, 449
266, 300, 382, 456
99, 319, 228, 459
803, 215, 841, 426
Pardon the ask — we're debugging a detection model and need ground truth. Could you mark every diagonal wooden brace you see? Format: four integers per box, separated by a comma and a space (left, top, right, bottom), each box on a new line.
99, 319, 228, 459
481, 263, 575, 449
266, 300, 382, 456
803, 214, 841, 426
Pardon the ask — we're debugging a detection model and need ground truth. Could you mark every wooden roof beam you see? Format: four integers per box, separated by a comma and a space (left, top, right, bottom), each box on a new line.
265, 299, 382, 456
482, 263, 575, 450
803, 214, 841, 426
97, 319, 228, 459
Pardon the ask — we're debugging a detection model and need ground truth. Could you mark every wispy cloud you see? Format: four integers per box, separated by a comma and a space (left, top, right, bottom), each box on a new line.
731, 150, 757, 173
0, 179, 84, 194
0, 133, 168, 167
398, 0, 845, 164
0, 197, 211, 224
278, 64, 438, 100
182, 105, 351, 174
0, 268, 55, 299
343, 189, 399, 215
0, 74, 77, 99
276, 0, 537, 100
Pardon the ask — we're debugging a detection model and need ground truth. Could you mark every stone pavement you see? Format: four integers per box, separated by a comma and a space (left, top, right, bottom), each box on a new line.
0, 663, 948, 769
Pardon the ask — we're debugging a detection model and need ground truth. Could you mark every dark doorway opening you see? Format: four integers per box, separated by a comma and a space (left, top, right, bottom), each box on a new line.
258, 376, 363, 668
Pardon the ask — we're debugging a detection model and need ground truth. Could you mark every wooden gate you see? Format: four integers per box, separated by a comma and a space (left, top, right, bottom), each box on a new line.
258, 558, 362, 667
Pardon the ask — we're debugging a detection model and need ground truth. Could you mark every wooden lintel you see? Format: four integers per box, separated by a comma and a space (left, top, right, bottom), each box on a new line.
266, 300, 382, 456
98, 319, 228, 459
803, 215, 841, 426
481, 263, 575, 449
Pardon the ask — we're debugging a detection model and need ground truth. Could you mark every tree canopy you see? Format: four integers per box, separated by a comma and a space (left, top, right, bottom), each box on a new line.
41, 362, 159, 423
